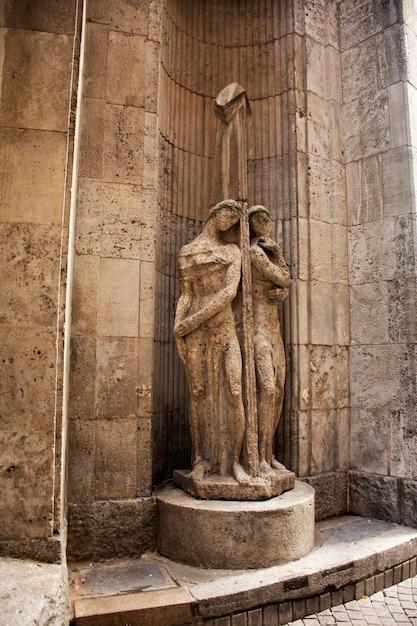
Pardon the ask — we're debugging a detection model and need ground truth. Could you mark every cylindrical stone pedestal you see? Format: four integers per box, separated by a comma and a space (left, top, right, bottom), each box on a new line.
156, 480, 315, 569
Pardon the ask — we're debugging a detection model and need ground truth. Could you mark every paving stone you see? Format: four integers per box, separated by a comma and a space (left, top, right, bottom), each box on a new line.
363, 615, 381, 624
317, 616, 336, 625
287, 576, 417, 625
330, 611, 350, 621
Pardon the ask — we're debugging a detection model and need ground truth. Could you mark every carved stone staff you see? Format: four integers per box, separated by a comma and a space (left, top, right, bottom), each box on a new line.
210, 83, 259, 477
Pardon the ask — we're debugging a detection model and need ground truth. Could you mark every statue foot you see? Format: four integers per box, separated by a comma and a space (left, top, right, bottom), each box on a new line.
189, 460, 209, 481
259, 459, 276, 478
232, 462, 252, 485
271, 457, 286, 471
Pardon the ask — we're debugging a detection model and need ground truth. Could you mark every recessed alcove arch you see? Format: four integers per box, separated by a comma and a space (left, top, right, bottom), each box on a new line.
153, 0, 299, 485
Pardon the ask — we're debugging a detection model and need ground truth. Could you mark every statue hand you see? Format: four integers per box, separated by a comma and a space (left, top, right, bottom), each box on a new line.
175, 335, 187, 364
258, 237, 279, 252
174, 319, 189, 338
267, 286, 289, 302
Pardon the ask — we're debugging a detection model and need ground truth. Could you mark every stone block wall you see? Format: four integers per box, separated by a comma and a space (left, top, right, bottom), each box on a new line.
0, 0, 79, 562
66, 0, 161, 561
340, 0, 417, 525
291, 0, 350, 520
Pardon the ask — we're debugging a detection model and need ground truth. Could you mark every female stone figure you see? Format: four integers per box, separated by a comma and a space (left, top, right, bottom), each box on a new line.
174, 200, 250, 484
249, 205, 292, 476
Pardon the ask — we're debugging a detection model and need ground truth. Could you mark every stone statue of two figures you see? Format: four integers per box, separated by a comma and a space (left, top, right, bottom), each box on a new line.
174, 199, 295, 501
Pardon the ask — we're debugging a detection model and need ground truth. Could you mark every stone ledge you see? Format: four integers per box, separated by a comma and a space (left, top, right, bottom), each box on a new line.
69, 515, 417, 625
200, 558, 417, 625
188, 518, 417, 619
72, 587, 193, 626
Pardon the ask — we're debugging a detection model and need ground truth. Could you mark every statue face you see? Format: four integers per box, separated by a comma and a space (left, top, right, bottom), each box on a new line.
250, 211, 271, 236
215, 205, 241, 232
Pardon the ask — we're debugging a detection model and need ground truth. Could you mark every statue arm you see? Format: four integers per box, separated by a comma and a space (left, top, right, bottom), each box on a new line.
174, 278, 193, 363
174, 254, 241, 338
174, 279, 192, 326
250, 244, 292, 288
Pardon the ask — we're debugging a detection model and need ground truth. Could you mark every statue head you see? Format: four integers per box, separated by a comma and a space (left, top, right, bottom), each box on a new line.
249, 205, 271, 236
207, 199, 242, 232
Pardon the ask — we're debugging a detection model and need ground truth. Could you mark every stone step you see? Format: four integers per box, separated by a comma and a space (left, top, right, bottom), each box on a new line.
69, 515, 417, 625
71, 587, 193, 625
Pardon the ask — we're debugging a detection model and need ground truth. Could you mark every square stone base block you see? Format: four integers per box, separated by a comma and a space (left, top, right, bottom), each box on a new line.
156, 480, 315, 569
174, 467, 295, 500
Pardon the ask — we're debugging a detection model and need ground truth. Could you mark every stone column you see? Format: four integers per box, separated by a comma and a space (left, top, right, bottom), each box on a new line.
287, 0, 350, 520
66, 0, 162, 561
0, 1, 79, 561
340, 0, 417, 525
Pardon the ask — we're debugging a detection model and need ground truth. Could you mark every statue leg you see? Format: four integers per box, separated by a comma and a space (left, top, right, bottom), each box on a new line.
254, 341, 276, 474
224, 338, 251, 484
185, 336, 209, 479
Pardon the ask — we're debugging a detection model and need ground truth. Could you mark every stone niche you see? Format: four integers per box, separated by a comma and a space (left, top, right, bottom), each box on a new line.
153, 0, 350, 522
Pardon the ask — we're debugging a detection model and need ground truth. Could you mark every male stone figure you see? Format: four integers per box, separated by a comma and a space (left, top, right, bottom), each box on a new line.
249, 205, 292, 476
174, 199, 251, 485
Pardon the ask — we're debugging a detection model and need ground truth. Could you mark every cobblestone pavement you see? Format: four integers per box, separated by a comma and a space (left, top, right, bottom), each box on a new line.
286, 576, 417, 625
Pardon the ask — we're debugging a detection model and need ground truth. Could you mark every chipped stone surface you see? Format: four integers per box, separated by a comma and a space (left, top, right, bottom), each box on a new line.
308, 155, 346, 224
341, 0, 417, 524
75, 179, 144, 259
